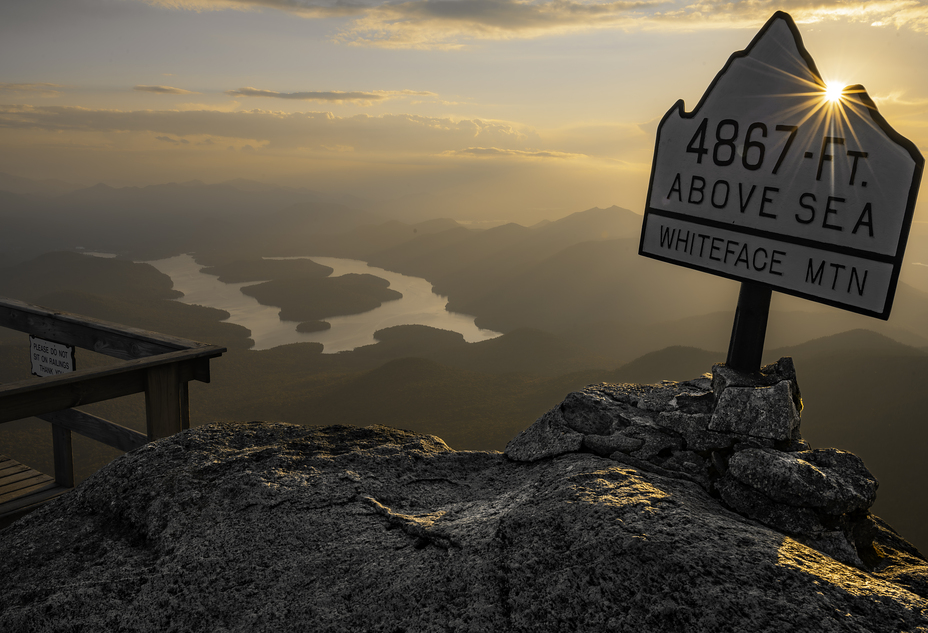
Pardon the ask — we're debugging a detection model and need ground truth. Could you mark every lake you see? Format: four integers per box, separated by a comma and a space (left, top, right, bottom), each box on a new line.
145, 254, 501, 352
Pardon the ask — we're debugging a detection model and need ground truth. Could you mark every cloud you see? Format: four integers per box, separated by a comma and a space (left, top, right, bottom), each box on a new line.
225, 87, 437, 104
155, 135, 190, 144
636, 117, 661, 137
176, 101, 243, 112
343, 0, 666, 49
138, 0, 928, 48
0, 104, 539, 154
226, 87, 383, 102
541, 122, 654, 164
0, 105, 660, 166
446, 147, 584, 159
0, 83, 62, 97
140, 0, 373, 18
872, 91, 928, 107
650, 1, 928, 31
134, 85, 198, 95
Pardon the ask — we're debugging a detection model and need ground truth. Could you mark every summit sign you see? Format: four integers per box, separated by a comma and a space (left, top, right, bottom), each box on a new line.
639, 11, 923, 319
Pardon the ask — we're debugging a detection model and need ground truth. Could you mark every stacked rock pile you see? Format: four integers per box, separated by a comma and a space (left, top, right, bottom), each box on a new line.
505, 358, 880, 568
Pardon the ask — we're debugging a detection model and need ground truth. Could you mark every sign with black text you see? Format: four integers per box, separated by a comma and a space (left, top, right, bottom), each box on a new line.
29, 335, 76, 377
639, 11, 923, 319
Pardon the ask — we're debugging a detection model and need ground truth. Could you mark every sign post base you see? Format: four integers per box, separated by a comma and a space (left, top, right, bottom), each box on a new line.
726, 282, 772, 374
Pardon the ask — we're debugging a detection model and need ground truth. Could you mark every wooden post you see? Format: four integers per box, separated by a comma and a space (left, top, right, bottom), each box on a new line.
180, 382, 190, 431
726, 282, 772, 374
145, 363, 182, 441
51, 424, 74, 488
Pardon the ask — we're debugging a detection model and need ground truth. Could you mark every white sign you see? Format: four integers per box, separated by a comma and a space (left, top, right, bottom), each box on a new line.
30, 336, 76, 377
639, 11, 923, 319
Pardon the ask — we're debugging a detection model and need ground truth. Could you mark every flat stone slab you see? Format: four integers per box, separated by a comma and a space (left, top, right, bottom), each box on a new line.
708, 380, 800, 441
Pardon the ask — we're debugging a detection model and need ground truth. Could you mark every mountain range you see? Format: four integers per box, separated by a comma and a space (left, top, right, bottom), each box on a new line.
0, 180, 927, 551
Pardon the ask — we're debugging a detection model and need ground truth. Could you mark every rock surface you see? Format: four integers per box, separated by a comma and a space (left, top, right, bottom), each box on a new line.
506, 358, 880, 568
2, 419, 928, 632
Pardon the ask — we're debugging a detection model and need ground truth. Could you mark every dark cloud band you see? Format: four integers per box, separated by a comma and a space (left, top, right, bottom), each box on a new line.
226, 87, 436, 102
134, 85, 197, 95
0, 104, 537, 154
142, 1, 928, 49
226, 88, 385, 101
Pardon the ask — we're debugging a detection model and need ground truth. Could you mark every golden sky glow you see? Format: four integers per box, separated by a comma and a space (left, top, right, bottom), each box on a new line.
1, 1, 928, 223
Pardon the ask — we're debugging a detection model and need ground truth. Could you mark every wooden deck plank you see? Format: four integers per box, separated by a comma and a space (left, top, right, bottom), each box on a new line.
0, 462, 31, 477
0, 470, 53, 492
1, 457, 36, 473
0, 477, 59, 505
1, 466, 40, 481
0, 469, 51, 492
0, 456, 69, 521
1, 454, 25, 466
2, 482, 61, 508
0, 484, 67, 517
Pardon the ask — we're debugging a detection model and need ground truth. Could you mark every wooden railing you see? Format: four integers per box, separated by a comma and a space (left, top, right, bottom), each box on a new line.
0, 297, 226, 492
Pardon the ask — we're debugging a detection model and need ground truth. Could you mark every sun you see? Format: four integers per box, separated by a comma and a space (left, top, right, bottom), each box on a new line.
823, 82, 844, 103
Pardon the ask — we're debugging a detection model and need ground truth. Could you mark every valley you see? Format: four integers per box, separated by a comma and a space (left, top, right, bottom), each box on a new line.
0, 185, 927, 551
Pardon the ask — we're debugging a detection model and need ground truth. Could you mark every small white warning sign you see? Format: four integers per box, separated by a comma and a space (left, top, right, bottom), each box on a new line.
30, 335, 76, 377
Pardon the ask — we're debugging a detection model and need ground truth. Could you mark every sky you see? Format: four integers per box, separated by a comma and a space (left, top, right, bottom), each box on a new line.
3, 0, 928, 223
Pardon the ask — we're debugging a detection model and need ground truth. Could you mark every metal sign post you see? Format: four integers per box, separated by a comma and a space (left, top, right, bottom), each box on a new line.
726, 282, 771, 373
639, 11, 923, 373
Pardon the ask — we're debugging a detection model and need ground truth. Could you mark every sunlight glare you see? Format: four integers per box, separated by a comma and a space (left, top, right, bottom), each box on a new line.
824, 82, 844, 103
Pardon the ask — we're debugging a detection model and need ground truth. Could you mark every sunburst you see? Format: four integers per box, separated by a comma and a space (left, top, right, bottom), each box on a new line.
823, 82, 845, 103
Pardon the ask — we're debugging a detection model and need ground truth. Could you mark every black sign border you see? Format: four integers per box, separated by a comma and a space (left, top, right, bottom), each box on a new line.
639, 10, 924, 320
